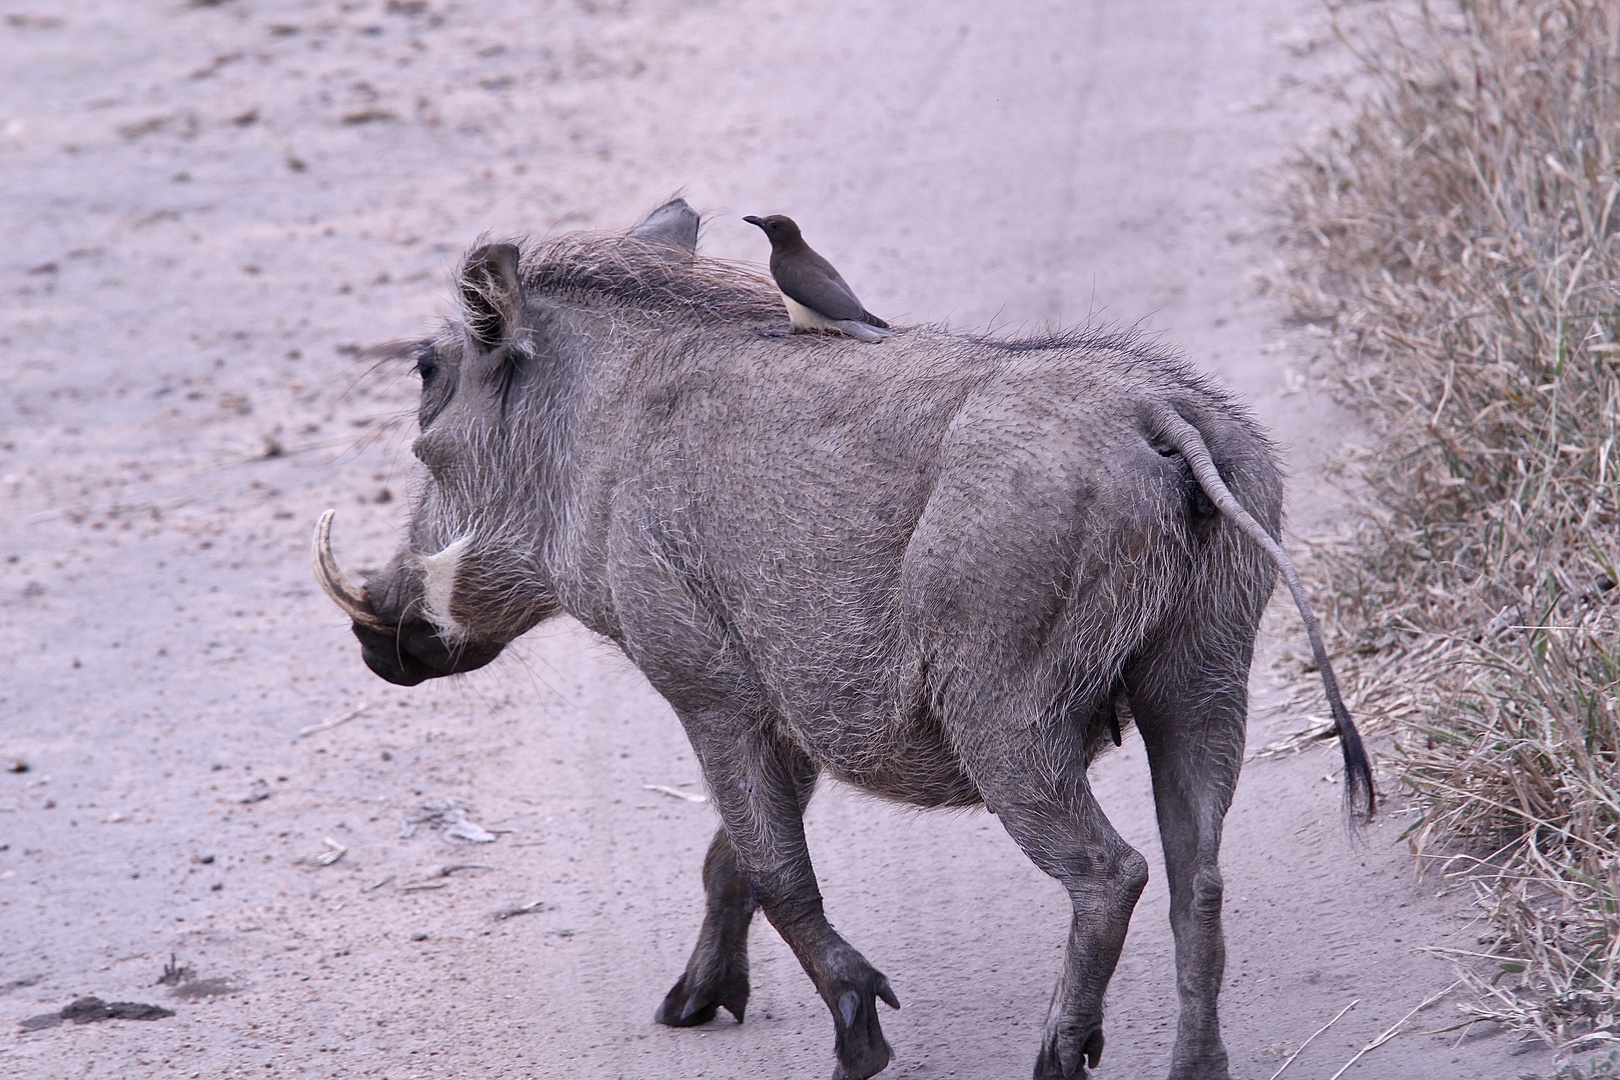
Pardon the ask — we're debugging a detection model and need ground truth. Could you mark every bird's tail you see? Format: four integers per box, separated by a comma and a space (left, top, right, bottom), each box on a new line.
836, 320, 895, 343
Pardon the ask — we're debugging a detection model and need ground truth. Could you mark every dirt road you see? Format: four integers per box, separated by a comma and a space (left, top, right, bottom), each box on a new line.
2, 1, 1550, 1077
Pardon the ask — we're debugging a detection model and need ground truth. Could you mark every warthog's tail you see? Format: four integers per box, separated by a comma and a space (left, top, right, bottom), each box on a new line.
1152, 407, 1376, 825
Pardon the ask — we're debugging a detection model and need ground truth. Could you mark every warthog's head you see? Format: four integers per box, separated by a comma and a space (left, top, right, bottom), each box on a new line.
313, 199, 704, 685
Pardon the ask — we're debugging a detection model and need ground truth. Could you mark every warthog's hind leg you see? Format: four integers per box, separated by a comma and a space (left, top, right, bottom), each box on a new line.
1022, 795, 1148, 1079
1128, 646, 1249, 1080
656, 828, 756, 1026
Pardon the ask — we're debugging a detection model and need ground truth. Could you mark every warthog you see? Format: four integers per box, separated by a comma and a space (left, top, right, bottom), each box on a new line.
314, 199, 1373, 1080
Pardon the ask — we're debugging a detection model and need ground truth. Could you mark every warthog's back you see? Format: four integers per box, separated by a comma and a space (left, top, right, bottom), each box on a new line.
548, 307, 1281, 805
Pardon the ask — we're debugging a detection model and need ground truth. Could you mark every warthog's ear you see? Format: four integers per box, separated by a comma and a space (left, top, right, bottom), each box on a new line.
458, 243, 524, 351
628, 198, 699, 256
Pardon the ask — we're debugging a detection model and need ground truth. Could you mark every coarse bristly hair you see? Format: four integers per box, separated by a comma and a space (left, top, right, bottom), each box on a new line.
521, 232, 1208, 359
517, 232, 785, 325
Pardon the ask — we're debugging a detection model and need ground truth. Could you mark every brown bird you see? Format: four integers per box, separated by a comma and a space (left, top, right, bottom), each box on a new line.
744, 214, 894, 342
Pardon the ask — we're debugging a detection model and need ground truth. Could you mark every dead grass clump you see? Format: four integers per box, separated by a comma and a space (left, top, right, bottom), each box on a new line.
1282, 0, 1620, 1048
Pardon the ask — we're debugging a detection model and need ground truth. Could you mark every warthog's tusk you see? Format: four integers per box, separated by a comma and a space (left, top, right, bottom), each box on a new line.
312, 509, 391, 630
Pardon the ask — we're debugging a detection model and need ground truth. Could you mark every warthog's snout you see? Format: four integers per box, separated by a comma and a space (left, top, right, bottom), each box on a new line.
312, 509, 504, 686
348, 618, 504, 687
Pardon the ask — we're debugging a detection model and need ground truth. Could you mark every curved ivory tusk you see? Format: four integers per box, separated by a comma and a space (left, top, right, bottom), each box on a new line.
312, 509, 392, 630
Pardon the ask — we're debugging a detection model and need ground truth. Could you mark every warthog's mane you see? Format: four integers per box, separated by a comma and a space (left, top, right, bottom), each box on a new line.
507, 232, 1205, 376
516, 233, 784, 325
961, 322, 1179, 362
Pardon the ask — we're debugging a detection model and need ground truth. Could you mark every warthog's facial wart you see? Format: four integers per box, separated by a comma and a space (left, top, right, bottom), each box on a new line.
419, 535, 471, 643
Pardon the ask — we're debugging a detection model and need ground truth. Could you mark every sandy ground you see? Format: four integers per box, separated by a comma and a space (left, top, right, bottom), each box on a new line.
0, 1, 1555, 1078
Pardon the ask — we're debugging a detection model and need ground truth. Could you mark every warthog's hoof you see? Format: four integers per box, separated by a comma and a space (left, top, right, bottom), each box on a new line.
1033, 1026, 1104, 1079
654, 968, 749, 1027
828, 975, 900, 1080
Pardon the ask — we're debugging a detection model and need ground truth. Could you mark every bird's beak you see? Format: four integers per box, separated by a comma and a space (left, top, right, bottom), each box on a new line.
742, 216, 764, 228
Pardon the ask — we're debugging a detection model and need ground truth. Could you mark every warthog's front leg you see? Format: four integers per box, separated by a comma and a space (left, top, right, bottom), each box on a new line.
656, 828, 756, 1026
658, 761, 823, 1026
676, 713, 899, 1080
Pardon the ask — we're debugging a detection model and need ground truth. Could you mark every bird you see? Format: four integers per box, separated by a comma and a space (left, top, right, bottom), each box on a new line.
743, 214, 894, 343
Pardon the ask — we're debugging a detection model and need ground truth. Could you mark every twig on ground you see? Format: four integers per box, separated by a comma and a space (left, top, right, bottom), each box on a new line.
297, 700, 375, 739
1269, 998, 1359, 1080
642, 783, 706, 803
1326, 981, 1460, 1080
400, 863, 498, 890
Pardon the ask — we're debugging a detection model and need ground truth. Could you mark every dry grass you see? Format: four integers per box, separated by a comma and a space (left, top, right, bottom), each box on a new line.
1281, 0, 1620, 1050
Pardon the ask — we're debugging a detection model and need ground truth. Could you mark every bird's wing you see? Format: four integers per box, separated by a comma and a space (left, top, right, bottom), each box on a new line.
773, 249, 869, 322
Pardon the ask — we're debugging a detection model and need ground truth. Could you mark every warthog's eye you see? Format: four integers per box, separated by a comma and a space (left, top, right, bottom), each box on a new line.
415, 356, 439, 385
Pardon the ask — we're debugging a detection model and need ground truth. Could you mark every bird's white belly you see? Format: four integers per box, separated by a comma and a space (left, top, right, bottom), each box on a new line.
781, 291, 842, 331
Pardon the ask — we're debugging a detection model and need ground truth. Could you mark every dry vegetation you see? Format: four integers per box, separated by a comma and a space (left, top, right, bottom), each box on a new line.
1283, 0, 1620, 1051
